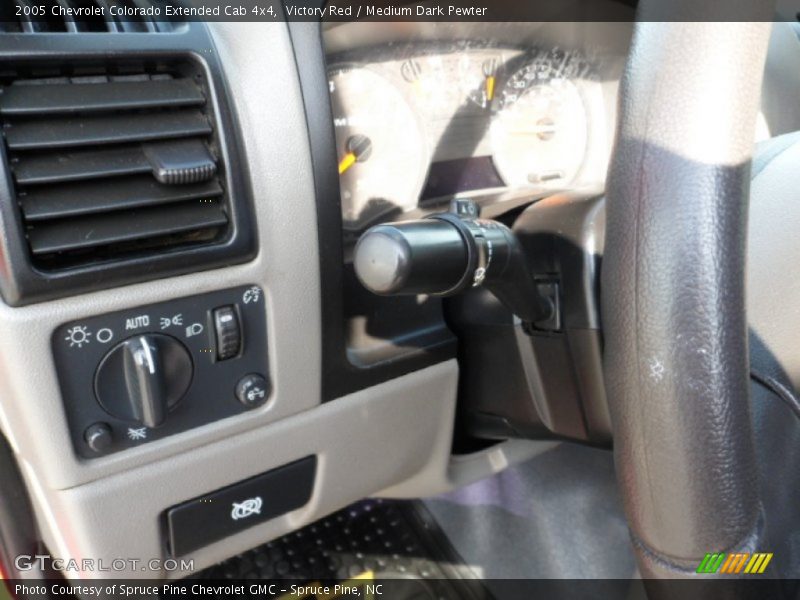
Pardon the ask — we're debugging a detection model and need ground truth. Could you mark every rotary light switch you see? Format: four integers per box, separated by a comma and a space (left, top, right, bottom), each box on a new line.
94, 334, 193, 428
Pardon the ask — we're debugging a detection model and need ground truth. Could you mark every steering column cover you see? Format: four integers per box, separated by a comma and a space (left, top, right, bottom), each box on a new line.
602, 16, 773, 574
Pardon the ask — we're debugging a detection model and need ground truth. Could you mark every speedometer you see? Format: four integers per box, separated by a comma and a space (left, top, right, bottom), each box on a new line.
328, 66, 428, 231
490, 52, 590, 189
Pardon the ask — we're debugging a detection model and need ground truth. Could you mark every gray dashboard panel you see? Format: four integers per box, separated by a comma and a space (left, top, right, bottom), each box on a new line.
761, 22, 800, 137
0, 22, 322, 491
3, 18, 799, 580
29, 361, 459, 578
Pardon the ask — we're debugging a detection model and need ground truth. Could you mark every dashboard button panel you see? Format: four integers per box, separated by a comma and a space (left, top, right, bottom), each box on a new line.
53, 285, 269, 459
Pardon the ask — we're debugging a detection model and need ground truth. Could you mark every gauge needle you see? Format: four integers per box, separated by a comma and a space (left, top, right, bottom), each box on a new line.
339, 152, 357, 174
338, 134, 373, 175
485, 75, 495, 102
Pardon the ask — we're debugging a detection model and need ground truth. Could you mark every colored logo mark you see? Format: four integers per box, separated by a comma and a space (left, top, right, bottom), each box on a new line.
696, 552, 773, 574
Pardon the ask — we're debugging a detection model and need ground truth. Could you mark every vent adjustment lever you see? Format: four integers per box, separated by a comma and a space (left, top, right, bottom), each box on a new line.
144, 139, 217, 185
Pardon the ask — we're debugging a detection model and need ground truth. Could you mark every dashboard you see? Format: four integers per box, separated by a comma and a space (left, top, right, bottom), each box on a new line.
323, 23, 630, 234
4, 13, 800, 585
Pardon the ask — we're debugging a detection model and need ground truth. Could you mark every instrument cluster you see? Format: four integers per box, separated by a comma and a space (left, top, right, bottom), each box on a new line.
327, 41, 615, 233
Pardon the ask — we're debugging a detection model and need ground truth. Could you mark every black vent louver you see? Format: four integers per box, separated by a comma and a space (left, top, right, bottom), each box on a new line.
2, 1, 178, 33
0, 61, 231, 270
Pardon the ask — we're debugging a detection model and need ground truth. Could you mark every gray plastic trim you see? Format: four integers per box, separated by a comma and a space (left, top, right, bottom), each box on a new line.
749, 134, 800, 392
25, 361, 459, 578
0, 22, 320, 491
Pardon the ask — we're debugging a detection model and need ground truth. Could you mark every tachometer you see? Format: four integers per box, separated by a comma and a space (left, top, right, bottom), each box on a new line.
328, 66, 428, 231
490, 52, 590, 189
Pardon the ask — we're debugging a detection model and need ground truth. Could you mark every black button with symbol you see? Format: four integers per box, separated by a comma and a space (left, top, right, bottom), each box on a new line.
165, 456, 316, 556
84, 423, 113, 453
213, 305, 242, 361
236, 374, 270, 408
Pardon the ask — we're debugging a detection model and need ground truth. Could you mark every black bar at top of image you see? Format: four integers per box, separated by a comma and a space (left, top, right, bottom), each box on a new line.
5, 0, 800, 24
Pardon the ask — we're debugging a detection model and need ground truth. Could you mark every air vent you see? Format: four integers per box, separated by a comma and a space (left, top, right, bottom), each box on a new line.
2, 1, 179, 34
0, 61, 231, 270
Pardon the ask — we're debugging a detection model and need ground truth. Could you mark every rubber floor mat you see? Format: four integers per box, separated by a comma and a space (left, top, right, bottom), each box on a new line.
195, 499, 492, 600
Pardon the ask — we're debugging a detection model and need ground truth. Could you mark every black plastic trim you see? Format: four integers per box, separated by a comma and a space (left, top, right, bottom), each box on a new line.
5, 109, 212, 150
285, 21, 456, 402
22, 177, 223, 221
0, 77, 204, 115
0, 26, 258, 306
53, 285, 270, 459
28, 201, 228, 255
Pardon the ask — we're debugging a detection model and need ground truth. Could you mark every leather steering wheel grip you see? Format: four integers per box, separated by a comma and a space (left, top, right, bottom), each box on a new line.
602, 9, 774, 578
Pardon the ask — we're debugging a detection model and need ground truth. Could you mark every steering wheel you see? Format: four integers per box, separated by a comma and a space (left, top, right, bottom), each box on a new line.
602, 8, 775, 578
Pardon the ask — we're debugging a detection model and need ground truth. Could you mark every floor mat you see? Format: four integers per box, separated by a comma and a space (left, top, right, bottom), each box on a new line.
196, 499, 491, 600
424, 442, 637, 583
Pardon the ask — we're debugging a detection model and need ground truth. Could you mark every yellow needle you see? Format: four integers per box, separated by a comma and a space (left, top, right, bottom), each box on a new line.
485, 75, 495, 102
338, 151, 357, 174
